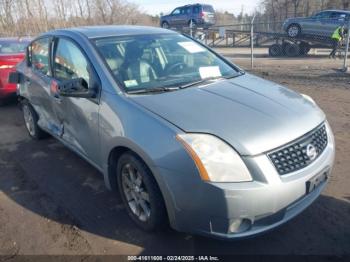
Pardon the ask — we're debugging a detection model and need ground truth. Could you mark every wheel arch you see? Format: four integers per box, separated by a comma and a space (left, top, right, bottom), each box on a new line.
106, 141, 177, 228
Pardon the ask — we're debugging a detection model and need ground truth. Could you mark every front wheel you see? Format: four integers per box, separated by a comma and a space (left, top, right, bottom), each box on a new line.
117, 152, 167, 231
21, 100, 48, 140
161, 21, 169, 29
287, 24, 301, 38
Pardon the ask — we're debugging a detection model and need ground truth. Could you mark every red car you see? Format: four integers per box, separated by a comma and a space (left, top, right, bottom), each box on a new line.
0, 38, 30, 103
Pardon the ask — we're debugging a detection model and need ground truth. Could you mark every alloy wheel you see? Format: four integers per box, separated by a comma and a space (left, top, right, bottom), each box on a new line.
121, 163, 151, 222
23, 104, 35, 136
288, 25, 300, 37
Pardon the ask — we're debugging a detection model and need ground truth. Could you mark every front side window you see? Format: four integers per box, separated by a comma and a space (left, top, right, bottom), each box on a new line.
95, 34, 240, 93
172, 8, 180, 15
314, 11, 331, 20
54, 38, 90, 84
31, 38, 50, 76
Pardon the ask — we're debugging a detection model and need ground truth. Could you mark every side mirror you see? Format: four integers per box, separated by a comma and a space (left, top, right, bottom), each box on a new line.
58, 78, 96, 98
8, 71, 23, 84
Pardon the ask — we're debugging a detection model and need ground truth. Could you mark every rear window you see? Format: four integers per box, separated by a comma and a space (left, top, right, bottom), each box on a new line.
202, 5, 214, 13
0, 41, 28, 54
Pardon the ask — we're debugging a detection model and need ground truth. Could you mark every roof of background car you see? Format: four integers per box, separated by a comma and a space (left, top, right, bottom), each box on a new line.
62, 25, 175, 39
323, 9, 350, 14
0, 37, 31, 42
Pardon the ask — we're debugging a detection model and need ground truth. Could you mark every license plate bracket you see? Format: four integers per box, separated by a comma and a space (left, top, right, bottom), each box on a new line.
306, 169, 329, 194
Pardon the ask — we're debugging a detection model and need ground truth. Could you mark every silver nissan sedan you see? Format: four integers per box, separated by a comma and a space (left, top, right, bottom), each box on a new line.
11, 26, 335, 239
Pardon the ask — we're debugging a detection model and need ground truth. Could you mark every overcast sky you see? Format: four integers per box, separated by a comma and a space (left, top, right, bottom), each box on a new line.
130, 0, 261, 16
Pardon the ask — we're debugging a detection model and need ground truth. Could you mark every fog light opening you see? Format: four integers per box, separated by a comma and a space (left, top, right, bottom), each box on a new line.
228, 218, 252, 234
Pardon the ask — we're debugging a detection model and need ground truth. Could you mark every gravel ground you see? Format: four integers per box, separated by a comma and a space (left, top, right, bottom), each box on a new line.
0, 49, 349, 257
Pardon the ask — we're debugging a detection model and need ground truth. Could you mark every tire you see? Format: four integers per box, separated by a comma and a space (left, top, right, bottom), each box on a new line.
287, 24, 301, 38
161, 21, 169, 29
21, 100, 48, 140
269, 44, 282, 57
284, 43, 301, 57
299, 42, 311, 55
117, 152, 167, 232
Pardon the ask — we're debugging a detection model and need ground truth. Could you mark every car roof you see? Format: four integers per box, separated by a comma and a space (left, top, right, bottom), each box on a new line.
0, 37, 31, 43
50, 25, 175, 39
179, 3, 212, 8
322, 9, 350, 14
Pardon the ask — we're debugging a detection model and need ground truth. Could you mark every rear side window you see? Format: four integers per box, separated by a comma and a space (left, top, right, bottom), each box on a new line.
202, 5, 214, 13
53, 38, 90, 84
180, 7, 191, 15
193, 6, 200, 14
31, 38, 50, 76
330, 12, 338, 18
330, 12, 348, 20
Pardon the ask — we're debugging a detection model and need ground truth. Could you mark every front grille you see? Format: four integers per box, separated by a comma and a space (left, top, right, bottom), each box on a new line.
268, 124, 328, 175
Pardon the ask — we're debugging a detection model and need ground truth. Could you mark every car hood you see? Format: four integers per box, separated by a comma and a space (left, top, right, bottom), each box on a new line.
161, 14, 171, 19
130, 74, 325, 156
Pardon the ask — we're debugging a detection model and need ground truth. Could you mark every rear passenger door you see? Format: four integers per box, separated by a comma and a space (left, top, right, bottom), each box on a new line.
180, 7, 191, 26
313, 11, 332, 37
52, 37, 101, 164
26, 37, 63, 136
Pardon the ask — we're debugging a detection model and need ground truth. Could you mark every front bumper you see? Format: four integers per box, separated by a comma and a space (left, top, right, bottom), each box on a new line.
161, 123, 335, 239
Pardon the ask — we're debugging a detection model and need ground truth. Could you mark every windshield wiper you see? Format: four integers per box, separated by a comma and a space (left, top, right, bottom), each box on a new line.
127, 86, 180, 94
178, 73, 243, 89
127, 72, 245, 94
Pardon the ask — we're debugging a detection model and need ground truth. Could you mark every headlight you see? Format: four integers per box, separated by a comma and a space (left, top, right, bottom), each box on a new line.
301, 93, 316, 105
176, 133, 252, 182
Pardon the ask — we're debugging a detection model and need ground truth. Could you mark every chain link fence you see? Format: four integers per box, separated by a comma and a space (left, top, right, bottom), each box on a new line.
170, 15, 350, 72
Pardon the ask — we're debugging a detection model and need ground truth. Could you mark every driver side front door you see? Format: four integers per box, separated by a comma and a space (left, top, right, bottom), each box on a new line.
51, 37, 101, 167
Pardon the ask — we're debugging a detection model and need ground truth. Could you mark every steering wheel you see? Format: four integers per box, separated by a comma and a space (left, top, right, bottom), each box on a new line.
165, 62, 187, 74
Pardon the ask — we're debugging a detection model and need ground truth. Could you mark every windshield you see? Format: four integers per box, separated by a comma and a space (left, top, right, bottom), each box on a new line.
0, 41, 28, 54
94, 34, 241, 93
